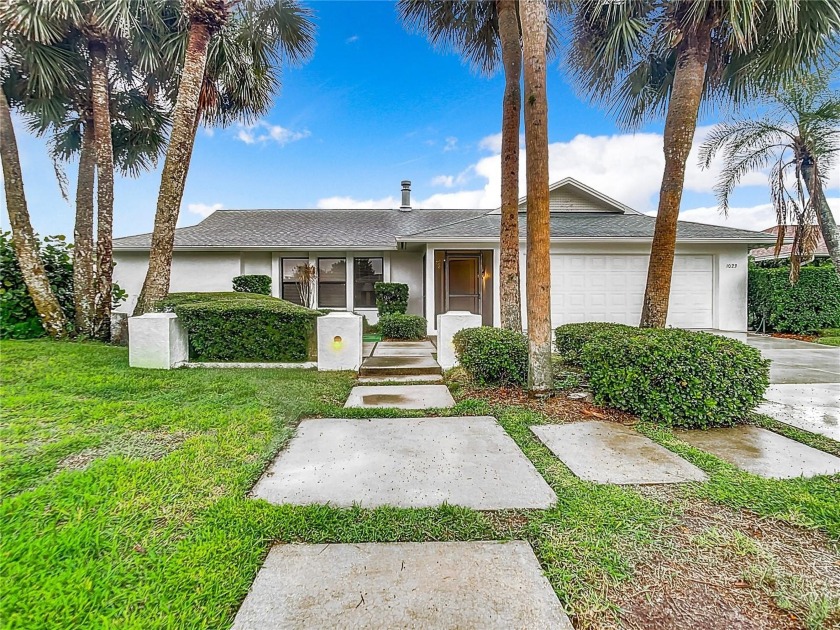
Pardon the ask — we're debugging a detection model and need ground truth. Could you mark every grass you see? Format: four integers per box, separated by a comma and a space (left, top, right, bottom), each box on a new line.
2, 340, 838, 628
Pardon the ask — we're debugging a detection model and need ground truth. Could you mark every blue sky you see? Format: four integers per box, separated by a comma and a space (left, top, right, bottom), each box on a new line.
3, 0, 838, 239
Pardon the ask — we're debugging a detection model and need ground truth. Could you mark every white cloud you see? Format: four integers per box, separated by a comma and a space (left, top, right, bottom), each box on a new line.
186, 202, 223, 218
345, 35, 359, 44
235, 120, 310, 146
315, 127, 771, 213
443, 136, 458, 152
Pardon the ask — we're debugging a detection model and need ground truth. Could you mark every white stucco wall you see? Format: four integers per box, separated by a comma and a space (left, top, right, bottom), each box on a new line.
390, 250, 425, 315
240, 251, 272, 276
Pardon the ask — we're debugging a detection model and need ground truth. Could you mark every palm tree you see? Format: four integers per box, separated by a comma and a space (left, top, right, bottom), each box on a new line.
133, 0, 316, 315
0, 89, 69, 338
569, 0, 840, 328
521, 0, 552, 392
398, 0, 560, 333
700, 72, 840, 283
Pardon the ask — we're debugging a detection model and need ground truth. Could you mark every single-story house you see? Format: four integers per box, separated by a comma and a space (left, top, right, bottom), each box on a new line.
113, 178, 776, 333
750, 225, 829, 263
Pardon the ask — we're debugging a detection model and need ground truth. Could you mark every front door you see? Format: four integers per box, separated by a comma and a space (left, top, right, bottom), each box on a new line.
445, 254, 482, 314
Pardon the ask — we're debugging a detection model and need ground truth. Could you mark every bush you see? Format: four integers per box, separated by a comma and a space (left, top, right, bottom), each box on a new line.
232, 274, 271, 295
0, 231, 74, 339
379, 313, 426, 340
580, 328, 770, 428
554, 322, 638, 366
166, 293, 319, 362
453, 326, 528, 386
374, 282, 409, 315
748, 264, 840, 334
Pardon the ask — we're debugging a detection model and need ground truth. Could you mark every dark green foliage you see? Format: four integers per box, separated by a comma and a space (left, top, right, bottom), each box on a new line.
374, 282, 409, 315
580, 328, 770, 428
166, 293, 319, 362
554, 322, 638, 366
748, 264, 840, 334
232, 274, 272, 295
453, 326, 529, 386
0, 231, 74, 339
379, 313, 427, 340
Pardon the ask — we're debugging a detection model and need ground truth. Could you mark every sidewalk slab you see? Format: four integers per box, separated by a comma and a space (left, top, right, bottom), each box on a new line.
531, 421, 707, 485
251, 416, 557, 509
358, 375, 443, 384
345, 384, 454, 409
231, 541, 572, 630
676, 425, 840, 479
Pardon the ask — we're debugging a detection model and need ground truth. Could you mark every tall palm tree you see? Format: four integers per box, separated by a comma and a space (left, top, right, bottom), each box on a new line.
0, 89, 69, 338
133, 0, 315, 315
570, 0, 840, 328
398, 0, 565, 332
521, 0, 552, 392
700, 72, 840, 283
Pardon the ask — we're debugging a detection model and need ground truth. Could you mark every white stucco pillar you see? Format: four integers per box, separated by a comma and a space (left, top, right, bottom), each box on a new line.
128, 313, 189, 369
317, 312, 363, 371
437, 311, 482, 370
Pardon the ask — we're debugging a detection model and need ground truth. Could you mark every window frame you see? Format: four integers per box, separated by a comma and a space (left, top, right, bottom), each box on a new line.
317, 257, 347, 309
281, 257, 309, 306
353, 257, 384, 309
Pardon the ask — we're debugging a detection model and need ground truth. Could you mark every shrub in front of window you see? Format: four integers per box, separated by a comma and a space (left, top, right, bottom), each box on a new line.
374, 282, 409, 315
379, 313, 426, 340
453, 326, 528, 386
580, 328, 770, 428
748, 263, 840, 334
232, 274, 272, 295
165, 293, 319, 362
554, 322, 638, 366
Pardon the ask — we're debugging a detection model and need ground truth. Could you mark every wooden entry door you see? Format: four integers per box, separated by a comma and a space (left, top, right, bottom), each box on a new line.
445, 254, 482, 314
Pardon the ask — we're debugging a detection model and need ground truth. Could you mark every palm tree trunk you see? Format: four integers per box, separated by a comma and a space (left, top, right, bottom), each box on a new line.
0, 91, 68, 338
133, 21, 212, 315
802, 159, 840, 281
89, 41, 115, 340
521, 0, 552, 393
498, 0, 523, 332
639, 26, 711, 328
74, 121, 96, 336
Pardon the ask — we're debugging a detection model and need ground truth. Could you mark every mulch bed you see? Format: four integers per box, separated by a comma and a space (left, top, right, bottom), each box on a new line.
770, 332, 818, 343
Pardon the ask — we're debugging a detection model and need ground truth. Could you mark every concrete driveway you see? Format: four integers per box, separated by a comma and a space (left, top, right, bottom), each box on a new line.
746, 334, 840, 440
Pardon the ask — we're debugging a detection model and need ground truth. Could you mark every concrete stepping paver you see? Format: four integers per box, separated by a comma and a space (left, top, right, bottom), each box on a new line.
373, 340, 436, 357
345, 384, 454, 409
231, 541, 572, 630
531, 421, 707, 485
251, 416, 557, 509
757, 383, 840, 441
357, 374, 443, 384
360, 355, 441, 376
676, 425, 840, 479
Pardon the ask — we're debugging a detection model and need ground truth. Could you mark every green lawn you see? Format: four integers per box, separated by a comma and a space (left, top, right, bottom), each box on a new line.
2, 340, 838, 629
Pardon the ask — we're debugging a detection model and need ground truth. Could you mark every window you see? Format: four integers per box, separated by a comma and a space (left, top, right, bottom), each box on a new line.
354, 257, 383, 308
281, 258, 309, 306
318, 258, 347, 308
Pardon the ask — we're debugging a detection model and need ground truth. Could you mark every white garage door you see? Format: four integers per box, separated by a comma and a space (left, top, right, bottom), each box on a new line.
550, 254, 714, 329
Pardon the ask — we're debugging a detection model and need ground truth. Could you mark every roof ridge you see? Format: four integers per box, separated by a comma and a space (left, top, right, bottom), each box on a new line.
399, 209, 495, 238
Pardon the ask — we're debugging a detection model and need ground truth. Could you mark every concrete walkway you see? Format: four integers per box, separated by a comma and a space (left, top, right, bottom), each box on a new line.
746, 334, 840, 440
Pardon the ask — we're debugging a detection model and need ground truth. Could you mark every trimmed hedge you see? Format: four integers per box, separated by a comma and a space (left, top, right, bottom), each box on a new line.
453, 326, 528, 386
162, 293, 319, 362
375, 282, 409, 315
379, 313, 427, 340
748, 264, 840, 334
232, 274, 271, 295
576, 327, 770, 428
554, 322, 638, 366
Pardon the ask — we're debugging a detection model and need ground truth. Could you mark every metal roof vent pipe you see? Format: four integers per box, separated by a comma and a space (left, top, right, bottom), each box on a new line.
400, 180, 412, 211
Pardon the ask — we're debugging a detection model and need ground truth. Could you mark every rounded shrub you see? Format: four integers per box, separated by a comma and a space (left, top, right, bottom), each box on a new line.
554, 322, 638, 366
379, 313, 426, 340
453, 326, 528, 386
374, 282, 409, 315
232, 274, 272, 295
580, 328, 770, 428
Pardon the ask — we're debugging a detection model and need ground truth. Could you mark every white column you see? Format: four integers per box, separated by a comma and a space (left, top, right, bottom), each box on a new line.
128, 313, 189, 369
345, 252, 354, 311
424, 244, 436, 334
437, 310, 482, 370
317, 312, 363, 371
271, 253, 281, 298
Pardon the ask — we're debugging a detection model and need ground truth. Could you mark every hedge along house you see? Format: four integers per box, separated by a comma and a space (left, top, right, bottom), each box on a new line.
113, 178, 776, 334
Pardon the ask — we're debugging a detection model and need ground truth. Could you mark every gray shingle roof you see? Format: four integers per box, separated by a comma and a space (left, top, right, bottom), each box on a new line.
113, 207, 776, 250
403, 212, 777, 242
